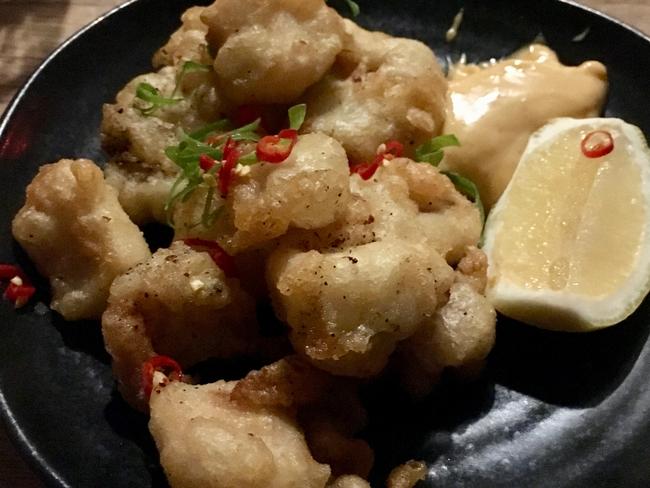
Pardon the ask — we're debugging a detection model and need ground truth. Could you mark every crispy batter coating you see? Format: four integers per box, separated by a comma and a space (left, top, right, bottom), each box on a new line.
274, 158, 482, 263
303, 415, 374, 479
102, 241, 258, 411
201, 0, 344, 104
232, 355, 336, 409
12, 159, 151, 320
398, 249, 496, 397
102, 65, 221, 224
302, 20, 447, 163
152, 7, 211, 68
149, 379, 331, 488
268, 240, 454, 377
422, 281, 495, 367
267, 159, 486, 377
455, 245, 489, 293
386, 460, 427, 488
354, 159, 482, 264
175, 133, 351, 254
233, 356, 373, 478
328, 476, 371, 488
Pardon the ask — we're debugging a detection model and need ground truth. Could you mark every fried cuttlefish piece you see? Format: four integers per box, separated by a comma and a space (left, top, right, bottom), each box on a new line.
152, 6, 211, 68
12, 159, 151, 320
302, 20, 448, 163
232, 356, 373, 479
149, 379, 332, 488
386, 461, 428, 488
174, 133, 351, 255
268, 239, 455, 377
351, 157, 482, 264
149, 356, 372, 487
102, 64, 221, 224
268, 159, 494, 378
201, 0, 345, 105
397, 247, 496, 396
328, 476, 371, 488
102, 241, 258, 411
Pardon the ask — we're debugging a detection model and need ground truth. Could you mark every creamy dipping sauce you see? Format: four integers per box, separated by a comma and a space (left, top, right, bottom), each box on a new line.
440, 44, 608, 209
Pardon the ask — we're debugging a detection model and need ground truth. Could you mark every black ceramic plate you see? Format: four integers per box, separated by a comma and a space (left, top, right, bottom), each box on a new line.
1, 0, 650, 486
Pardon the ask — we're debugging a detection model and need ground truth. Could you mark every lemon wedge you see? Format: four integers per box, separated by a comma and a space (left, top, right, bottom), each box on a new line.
482, 118, 650, 331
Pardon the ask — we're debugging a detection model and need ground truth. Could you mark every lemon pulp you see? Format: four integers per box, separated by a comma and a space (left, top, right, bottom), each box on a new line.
484, 118, 650, 331
490, 126, 644, 296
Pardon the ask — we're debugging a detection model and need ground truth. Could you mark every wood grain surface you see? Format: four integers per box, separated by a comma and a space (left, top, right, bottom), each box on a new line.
0, 0, 649, 487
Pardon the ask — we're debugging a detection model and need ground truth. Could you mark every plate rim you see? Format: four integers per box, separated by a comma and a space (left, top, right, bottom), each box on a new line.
0, 0, 649, 487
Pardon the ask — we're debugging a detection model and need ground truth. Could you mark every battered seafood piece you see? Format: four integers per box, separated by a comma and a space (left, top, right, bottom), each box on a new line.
302, 20, 447, 163
201, 0, 345, 104
328, 476, 371, 488
153, 6, 211, 68
356, 158, 482, 263
386, 461, 428, 488
12, 159, 151, 320
232, 356, 373, 478
175, 133, 351, 254
441, 44, 608, 208
102, 65, 221, 223
398, 248, 496, 396
268, 239, 455, 377
102, 241, 258, 410
267, 159, 485, 377
149, 378, 332, 488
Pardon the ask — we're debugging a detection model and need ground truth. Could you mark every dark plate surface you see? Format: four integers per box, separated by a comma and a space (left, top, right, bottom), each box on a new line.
1, 0, 650, 487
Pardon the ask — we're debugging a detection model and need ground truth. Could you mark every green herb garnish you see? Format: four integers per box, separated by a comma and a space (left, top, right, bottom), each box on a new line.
327, 0, 360, 17
226, 119, 262, 142
134, 83, 183, 116
135, 61, 212, 116
164, 136, 215, 225
164, 119, 261, 225
164, 104, 304, 227
188, 119, 231, 141
441, 170, 485, 226
237, 152, 259, 166
200, 184, 224, 228
172, 61, 212, 97
165, 133, 223, 168
415, 134, 460, 166
288, 103, 307, 130
346, 0, 360, 17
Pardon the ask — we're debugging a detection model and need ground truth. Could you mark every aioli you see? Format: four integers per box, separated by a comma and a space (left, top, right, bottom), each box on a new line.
440, 44, 608, 209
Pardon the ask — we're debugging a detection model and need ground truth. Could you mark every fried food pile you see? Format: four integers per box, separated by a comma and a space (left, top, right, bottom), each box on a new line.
10, 0, 608, 485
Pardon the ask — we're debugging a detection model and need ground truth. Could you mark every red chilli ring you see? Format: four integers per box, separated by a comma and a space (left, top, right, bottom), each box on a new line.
581, 130, 614, 158
141, 355, 184, 400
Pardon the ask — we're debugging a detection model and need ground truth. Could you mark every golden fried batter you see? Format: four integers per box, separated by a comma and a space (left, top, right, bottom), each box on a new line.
153, 7, 211, 68
398, 248, 496, 397
387, 460, 428, 488
233, 356, 373, 479
328, 476, 371, 488
267, 159, 487, 377
12, 159, 151, 320
102, 241, 258, 410
268, 240, 455, 377
303, 20, 447, 163
201, 0, 344, 104
102, 65, 221, 224
174, 133, 351, 254
149, 379, 331, 488
355, 158, 482, 264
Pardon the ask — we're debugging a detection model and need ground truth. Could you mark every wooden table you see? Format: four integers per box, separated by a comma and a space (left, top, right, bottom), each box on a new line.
0, 0, 649, 486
